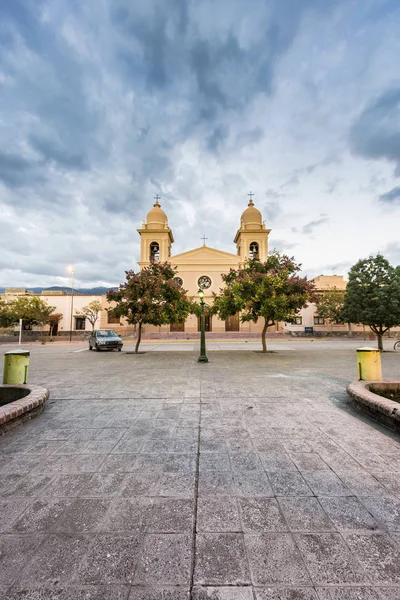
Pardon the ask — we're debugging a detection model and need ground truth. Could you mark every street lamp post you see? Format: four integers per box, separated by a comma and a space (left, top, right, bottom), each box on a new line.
68, 267, 75, 342
197, 288, 209, 363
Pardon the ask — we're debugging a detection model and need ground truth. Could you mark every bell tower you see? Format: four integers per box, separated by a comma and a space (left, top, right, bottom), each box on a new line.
137, 196, 174, 268
234, 193, 270, 263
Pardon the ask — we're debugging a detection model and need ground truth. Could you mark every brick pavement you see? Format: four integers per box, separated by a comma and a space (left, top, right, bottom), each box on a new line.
0, 346, 400, 599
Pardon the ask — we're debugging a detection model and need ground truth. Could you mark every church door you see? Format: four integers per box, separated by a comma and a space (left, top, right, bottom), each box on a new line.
170, 322, 185, 332
225, 314, 240, 332
198, 316, 212, 332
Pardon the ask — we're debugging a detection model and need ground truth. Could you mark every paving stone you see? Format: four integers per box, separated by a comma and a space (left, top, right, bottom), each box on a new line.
239, 498, 288, 532
254, 589, 318, 599
245, 533, 311, 585
120, 472, 160, 497
229, 452, 264, 472
102, 498, 152, 533
291, 453, 330, 472
268, 472, 312, 496
38, 474, 93, 497
128, 588, 189, 600
315, 588, 381, 599
99, 455, 139, 473
295, 533, 370, 585
0, 498, 31, 532
233, 471, 274, 497
156, 473, 195, 498
10, 498, 73, 533
0, 474, 53, 498
360, 497, 400, 531
318, 496, 380, 531
197, 497, 241, 532
302, 472, 351, 497
112, 439, 147, 453
194, 533, 250, 585
0, 534, 44, 585
56, 499, 111, 532
5, 585, 130, 599
199, 454, 231, 473
77, 534, 142, 584
81, 473, 127, 497
192, 587, 253, 599
198, 472, 235, 497
259, 452, 298, 472
278, 497, 335, 532
19, 533, 92, 584
345, 533, 400, 584
147, 499, 194, 533
337, 472, 393, 498
135, 534, 191, 585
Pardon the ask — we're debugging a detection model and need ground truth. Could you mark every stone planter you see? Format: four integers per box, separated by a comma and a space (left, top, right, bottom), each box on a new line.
347, 380, 400, 433
0, 384, 50, 435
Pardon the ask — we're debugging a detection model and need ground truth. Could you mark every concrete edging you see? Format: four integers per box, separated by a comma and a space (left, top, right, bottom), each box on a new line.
346, 380, 400, 433
0, 384, 50, 435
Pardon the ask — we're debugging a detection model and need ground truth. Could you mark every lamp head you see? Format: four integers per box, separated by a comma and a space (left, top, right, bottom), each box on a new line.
198, 288, 204, 299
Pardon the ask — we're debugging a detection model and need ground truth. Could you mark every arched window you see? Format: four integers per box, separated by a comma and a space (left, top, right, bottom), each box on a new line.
150, 242, 160, 262
249, 242, 259, 259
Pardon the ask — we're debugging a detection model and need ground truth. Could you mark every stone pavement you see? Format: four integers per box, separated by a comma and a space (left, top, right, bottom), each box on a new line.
0, 344, 400, 599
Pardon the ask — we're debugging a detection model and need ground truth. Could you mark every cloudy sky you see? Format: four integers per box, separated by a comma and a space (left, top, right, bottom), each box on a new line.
1, 0, 400, 289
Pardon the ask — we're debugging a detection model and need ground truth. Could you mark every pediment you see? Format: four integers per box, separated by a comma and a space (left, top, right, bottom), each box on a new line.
171, 245, 239, 264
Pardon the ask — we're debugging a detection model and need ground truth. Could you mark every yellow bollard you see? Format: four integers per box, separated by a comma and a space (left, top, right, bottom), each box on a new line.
3, 350, 30, 384
356, 347, 382, 381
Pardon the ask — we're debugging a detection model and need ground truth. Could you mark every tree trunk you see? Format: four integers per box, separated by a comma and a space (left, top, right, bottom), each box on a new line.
348, 322, 352, 336
135, 322, 142, 354
377, 332, 383, 352
261, 319, 268, 353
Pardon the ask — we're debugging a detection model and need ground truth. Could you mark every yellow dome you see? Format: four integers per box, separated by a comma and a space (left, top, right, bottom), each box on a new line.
146, 200, 168, 229
241, 200, 262, 228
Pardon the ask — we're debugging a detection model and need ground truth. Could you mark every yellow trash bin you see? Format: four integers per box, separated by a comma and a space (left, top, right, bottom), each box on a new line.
356, 347, 382, 381
3, 350, 30, 384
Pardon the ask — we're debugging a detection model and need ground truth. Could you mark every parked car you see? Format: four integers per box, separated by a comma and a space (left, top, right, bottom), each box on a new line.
89, 329, 123, 352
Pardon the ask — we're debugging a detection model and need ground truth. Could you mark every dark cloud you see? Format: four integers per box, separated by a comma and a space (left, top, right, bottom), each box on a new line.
0, 152, 43, 188
378, 186, 400, 205
299, 214, 329, 235
350, 88, 400, 175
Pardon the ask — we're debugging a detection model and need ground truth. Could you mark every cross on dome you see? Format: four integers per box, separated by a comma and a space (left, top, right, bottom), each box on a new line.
247, 191, 255, 206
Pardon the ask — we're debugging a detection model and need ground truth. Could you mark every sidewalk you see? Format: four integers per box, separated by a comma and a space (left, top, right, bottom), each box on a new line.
0, 349, 400, 598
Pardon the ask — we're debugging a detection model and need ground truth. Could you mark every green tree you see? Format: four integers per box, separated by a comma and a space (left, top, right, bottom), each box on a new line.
7, 296, 56, 330
212, 252, 315, 352
316, 287, 346, 326
107, 262, 191, 354
77, 300, 103, 330
343, 254, 400, 351
0, 299, 16, 328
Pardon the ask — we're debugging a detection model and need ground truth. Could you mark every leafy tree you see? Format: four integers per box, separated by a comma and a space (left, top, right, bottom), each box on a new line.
7, 296, 56, 330
212, 252, 315, 352
0, 299, 16, 328
316, 287, 346, 325
48, 313, 63, 336
107, 262, 191, 353
77, 300, 103, 330
343, 254, 400, 351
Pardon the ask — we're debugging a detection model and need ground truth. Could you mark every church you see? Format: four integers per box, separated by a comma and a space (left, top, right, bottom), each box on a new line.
136, 195, 273, 334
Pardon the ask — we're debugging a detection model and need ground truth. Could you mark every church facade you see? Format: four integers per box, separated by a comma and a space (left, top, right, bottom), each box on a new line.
136, 196, 274, 334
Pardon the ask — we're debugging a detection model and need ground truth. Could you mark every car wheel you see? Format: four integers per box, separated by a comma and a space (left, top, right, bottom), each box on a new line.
118, 348, 122, 352
89, 343, 92, 350
95, 344, 100, 352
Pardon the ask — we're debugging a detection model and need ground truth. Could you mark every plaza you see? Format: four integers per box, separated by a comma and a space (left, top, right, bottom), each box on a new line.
0, 340, 400, 599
